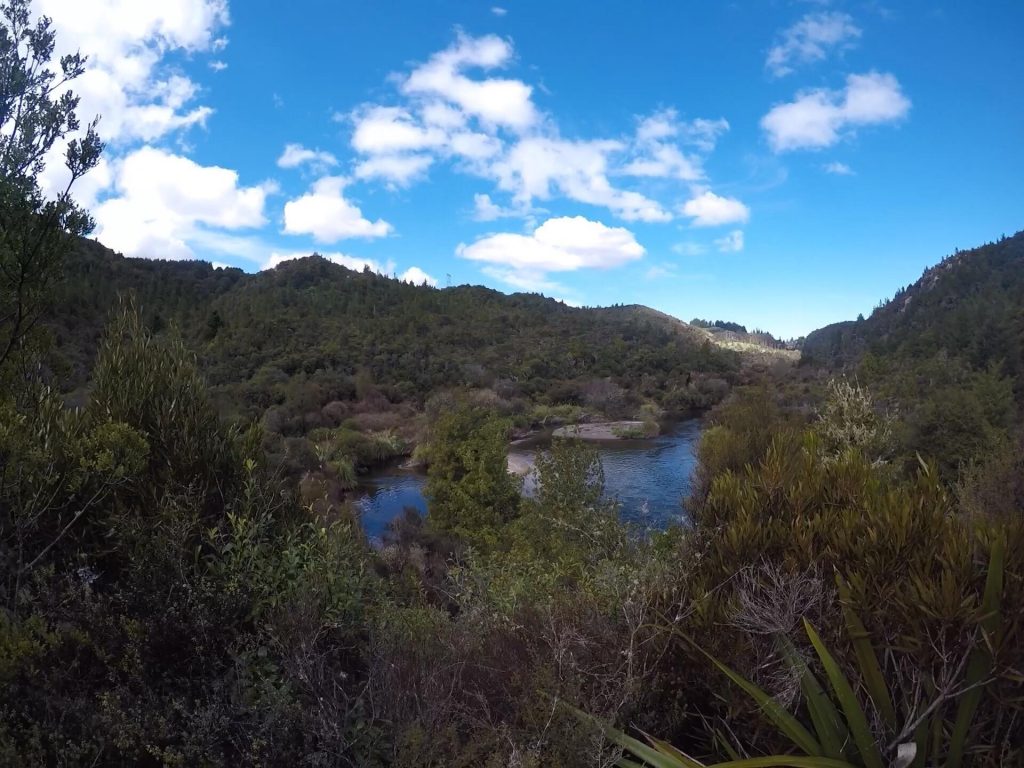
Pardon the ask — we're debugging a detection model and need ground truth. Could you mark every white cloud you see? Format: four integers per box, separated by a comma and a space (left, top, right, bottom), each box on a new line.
263, 250, 392, 273
209, 60, 228, 72
354, 153, 434, 186
93, 146, 271, 260
282, 176, 392, 242
350, 105, 448, 154
492, 137, 671, 222
681, 117, 731, 152
401, 33, 538, 131
622, 144, 703, 182
766, 12, 862, 78
458, 216, 643, 292
400, 266, 438, 286
35, 0, 234, 242
714, 229, 744, 253
472, 193, 521, 221
644, 263, 677, 280
342, 35, 736, 226
277, 143, 338, 170
824, 161, 855, 175
624, 110, 728, 180
672, 241, 707, 257
680, 190, 750, 227
39, 0, 229, 144
347, 103, 500, 185
761, 72, 910, 152
491, 6, 507, 16
448, 130, 503, 161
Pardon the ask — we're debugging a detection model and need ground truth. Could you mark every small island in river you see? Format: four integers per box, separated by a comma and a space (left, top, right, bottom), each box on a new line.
552, 421, 659, 441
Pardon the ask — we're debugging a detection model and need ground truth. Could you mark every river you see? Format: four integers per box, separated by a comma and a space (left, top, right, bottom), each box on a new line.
354, 418, 703, 541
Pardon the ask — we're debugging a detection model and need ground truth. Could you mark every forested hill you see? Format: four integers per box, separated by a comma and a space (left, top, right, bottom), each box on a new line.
801, 230, 1024, 476
803, 230, 1024, 385
48, 238, 740, 418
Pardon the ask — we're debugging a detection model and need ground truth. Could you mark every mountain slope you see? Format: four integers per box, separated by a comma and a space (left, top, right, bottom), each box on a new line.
803, 230, 1024, 387
802, 230, 1024, 477
47, 240, 742, 423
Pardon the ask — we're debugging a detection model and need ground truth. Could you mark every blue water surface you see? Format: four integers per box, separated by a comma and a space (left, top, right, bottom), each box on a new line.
354, 419, 702, 541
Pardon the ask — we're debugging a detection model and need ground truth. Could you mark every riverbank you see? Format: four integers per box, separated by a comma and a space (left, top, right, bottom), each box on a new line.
552, 420, 658, 440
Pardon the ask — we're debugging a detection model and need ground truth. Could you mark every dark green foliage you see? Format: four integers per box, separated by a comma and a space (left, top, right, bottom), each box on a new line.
46, 244, 739, 416
1, 308, 380, 765
505, 438, 627, 575
1, 16, 1020, 760
89, 304, 256, 515
424, 405, 521, 547
0, 0, 102, 374
802, 232, 1024, 479
654, 387, 1024, 766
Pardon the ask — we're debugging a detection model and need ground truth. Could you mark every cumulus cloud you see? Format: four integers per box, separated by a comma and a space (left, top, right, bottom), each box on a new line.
400, 266, 438, 286
714, 229, 744, 253
623, 109, 728, 180
35, 0, 247, 263
93, 146, 272, 260
347, 102, 498, 185
472, 193, 521, 221
350, 106, 448, 154
761, 72, 910, 152
38, 0, 229, 144
492, 137, 670, 222
277, 143, 338, 170
457, 216, 644, 291
680, 190, 750, 227
354, 153, 434, 186
824, 161, 855, 175
401, 33, 537, 131
491, 6, 507, 16
481, 266, 564, 293
344, 34, 733, 224
283, 176, 392, 242
766, 12, 862, 78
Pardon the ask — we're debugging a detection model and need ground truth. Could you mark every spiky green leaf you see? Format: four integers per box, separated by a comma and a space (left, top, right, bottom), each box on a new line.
804, 619, 884, 768
947, 535, 1004, 768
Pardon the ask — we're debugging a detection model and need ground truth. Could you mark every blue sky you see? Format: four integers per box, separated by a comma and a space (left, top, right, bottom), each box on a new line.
39, 0, 1024, 337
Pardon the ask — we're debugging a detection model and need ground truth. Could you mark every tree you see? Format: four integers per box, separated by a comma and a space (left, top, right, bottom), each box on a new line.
424, 405, 521, 547
506, 437, 628, 569
0, 0, 102, 372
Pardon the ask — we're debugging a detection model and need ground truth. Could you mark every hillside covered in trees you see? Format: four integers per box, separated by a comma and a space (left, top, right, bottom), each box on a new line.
801, 231, 1024, 479
2, 3, 1022, 766
50, 239, 742, 416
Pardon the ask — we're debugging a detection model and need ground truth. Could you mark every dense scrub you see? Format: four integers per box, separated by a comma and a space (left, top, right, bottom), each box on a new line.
802, 232, 1024, 479
39, 241, 743, 514
4, 310, 1022, 765
2, 7, 1021, 759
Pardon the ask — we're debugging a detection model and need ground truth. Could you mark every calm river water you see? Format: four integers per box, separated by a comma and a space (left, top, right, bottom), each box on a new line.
354, 419, 703, 541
